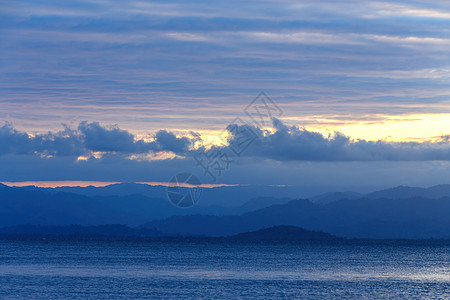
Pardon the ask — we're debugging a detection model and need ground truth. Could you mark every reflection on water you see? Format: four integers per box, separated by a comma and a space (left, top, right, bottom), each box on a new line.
0, 240, 449, 299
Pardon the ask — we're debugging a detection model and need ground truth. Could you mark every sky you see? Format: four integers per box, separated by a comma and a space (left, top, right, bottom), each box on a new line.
1, 0, 450, 190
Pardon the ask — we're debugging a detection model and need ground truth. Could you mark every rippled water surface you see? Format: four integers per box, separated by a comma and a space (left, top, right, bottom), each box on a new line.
0, 240, 449, 299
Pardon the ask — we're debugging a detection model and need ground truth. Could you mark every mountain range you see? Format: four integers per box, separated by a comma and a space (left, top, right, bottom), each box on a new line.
0, 183, 293, 226
1, 182, 450, 239
142, 197, 450, 239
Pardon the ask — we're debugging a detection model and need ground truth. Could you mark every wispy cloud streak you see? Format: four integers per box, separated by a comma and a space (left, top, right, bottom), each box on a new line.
1, 0, 450, 137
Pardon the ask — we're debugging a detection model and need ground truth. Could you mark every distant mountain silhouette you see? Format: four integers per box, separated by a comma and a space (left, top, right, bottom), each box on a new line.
227, 225, 344, 242
0, 185, 134, 226
0, 184, 292, 226
23, 182, 450, 210
0, 224, 161, 237
308, 184, 450, 205
18, 183, 450, 206
0, 184, 197, 226
142, 197, 450, 239
19, 183, 327, 207
309, 191, 362, 205
23, 183, 168, 198
3, 183, 450, 238
366, 184, 450, 199
237, 197, 293, 211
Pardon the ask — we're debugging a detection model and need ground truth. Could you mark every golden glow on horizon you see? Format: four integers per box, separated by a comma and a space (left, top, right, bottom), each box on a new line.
164, 113, 450, 146
150, 112, 450, 145
336, 114, 450, 142
8, 113, 450, 150
285, 113, 450, 142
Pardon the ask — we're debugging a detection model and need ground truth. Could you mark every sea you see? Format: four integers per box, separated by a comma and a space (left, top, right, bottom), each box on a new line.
0, 239, 448, 299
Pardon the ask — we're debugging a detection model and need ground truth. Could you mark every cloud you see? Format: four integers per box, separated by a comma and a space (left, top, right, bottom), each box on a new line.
220, 118, 450, 162
0, 121, 192, 157
78, 121, 138, 152
3, 119, 450, 162
3, 119, 450, 186
0, 122, 31, 155
154, 130, 192, 154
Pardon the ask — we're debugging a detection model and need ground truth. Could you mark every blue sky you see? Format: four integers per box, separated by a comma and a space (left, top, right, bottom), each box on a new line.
1, 0, 450, 188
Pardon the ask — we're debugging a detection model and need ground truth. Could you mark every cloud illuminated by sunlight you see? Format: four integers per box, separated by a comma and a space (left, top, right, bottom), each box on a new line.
284, 113, 450, 142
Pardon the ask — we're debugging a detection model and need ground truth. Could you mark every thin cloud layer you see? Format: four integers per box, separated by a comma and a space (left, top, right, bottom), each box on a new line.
1, 0, 450, 135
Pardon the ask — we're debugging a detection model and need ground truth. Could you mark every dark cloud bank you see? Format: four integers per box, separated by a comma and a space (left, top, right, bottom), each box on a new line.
1, 119, 450, 162
0, 121, 193, 157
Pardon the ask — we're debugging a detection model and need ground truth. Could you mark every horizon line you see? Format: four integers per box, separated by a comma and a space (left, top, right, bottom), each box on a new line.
1, 181, 242, 189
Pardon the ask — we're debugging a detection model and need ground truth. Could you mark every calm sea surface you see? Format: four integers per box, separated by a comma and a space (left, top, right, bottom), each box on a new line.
0, 239, 448, 299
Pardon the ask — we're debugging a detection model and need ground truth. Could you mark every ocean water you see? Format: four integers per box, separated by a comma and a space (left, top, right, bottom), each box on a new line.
0, 240, 449, 299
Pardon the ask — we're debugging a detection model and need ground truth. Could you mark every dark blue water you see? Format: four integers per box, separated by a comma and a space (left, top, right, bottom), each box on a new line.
0, 240, 449, 299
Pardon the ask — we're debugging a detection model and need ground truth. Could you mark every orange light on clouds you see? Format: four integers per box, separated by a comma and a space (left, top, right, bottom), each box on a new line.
2, 181, 240, 188
2, 181, 120, 188
138, 182, 240, 188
